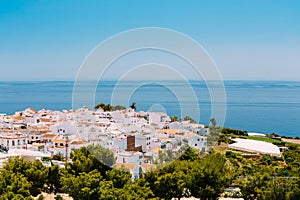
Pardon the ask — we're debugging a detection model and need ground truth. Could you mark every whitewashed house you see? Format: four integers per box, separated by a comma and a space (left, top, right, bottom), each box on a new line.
185, 134, 207, 152
0, 132, 28, 150
135, 134, 151, 152
50, 121, 77, 135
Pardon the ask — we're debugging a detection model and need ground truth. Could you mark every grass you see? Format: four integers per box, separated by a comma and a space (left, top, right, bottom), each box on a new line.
242, 136, 283, 144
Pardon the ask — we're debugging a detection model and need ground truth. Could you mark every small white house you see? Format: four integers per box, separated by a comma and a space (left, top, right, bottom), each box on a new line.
186, 134, 207, 152
0, 132, 28, 150
135, 134, 151, 152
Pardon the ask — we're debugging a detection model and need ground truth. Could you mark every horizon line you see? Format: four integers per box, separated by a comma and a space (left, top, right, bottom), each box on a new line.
1, 79, 300, 82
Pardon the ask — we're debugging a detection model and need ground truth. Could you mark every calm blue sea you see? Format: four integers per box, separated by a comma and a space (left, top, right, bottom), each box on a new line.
0, 80, 299, 137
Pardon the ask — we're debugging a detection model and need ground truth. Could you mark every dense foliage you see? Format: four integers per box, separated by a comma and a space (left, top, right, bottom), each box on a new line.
2, 128, 300, 199
94, 103, 126, 111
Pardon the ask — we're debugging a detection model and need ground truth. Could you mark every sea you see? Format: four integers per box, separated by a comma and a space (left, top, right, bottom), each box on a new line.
0, 80, 299, 137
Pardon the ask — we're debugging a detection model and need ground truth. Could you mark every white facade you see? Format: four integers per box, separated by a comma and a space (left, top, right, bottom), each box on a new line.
187, 135, 207, 152
113, 137, 127, 150
0, 114, 6, 122
0, 132, 28, 150
135, 134, 151, 152
50, 121, 77, 135
116, 151, 143, 164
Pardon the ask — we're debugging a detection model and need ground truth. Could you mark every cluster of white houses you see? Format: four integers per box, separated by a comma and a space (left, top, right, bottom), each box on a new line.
0, 107, 209, 178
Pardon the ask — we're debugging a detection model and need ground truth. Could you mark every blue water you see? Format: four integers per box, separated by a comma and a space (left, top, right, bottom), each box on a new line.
0, 80, 299, 137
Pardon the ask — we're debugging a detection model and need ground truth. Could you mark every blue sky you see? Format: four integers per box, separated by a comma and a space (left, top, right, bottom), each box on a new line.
0, 0, 299, 80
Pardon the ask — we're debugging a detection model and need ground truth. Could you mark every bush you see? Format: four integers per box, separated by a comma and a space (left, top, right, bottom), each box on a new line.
222, 128, 248, 136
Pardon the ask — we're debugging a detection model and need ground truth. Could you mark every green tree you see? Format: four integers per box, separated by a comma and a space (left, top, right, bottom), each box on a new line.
52, 153, 65, 161
240, 173, 270, 200
154, 170, 187, 200
106, 168, 131, 188
66, 145, 115, 176
103, 104, 112, 112
170, 115, 178, 122
154, 149, 179, 166
183, 116, 197, 123
178, 145, 199, 161
61, 170, 102, 200
0, 170, 32, 199
111, 105, 126, 111
37, 194, 45, 200
210, 117, 217, 127
189, 153, 231, 199
130, 102, 136, 110
3, 157, 47, 196
94, 102, 106, 110
117, 181, 155, 200
98, 180, 118, 200
47, 165, 61, 194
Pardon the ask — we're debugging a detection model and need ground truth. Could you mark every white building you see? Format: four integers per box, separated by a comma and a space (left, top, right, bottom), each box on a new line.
0, 132, 28, 150
0, 114, 6, 122
116, 151, 143, 164
135, 134, 151, 152
185, 134, 207, 152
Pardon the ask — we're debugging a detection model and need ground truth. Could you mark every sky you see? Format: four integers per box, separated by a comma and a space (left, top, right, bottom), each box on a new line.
0, 0, 300, 81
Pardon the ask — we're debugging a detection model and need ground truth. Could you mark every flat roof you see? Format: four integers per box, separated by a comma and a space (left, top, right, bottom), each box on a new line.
229, 138, 281, 156
8, 149, 51, 157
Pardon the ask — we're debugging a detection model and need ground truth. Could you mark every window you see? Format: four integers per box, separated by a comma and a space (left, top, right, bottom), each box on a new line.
197, 138, 200, 141
23, 139, 26, 144
195, 143, 197, 146
12, 141, 15, 146
32, 136, 34, 139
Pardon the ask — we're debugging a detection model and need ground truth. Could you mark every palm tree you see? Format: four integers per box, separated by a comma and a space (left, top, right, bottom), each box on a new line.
130, 102, 136, 110
210, 117, 217, 127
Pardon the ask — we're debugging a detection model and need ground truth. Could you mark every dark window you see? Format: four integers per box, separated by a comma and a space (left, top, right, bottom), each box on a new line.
195, 143, 197, 146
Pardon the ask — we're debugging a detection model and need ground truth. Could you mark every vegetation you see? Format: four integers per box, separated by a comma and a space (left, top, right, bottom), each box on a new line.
52, 153, 65, 161
221, 127, 248, 136
3, 127, 300, 199
94, 102, 126, 111
210, 117, 217, 127
183, 116, 197, 123
170, 115, 178, 122
129, 102, 136, 110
